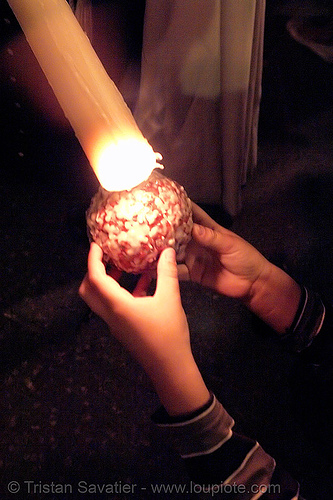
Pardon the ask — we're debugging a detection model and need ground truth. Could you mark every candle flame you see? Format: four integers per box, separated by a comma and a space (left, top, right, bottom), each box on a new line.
92, 137, 163, 192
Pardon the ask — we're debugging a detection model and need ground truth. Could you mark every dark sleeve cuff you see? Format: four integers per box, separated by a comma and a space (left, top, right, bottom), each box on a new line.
280, 286, 325, 352
151, 395, 292, 498
152, 393, 214, 424
152, 393, 234, 458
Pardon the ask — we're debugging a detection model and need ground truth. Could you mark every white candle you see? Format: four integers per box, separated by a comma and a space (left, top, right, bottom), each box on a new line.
7, 0, 160, 191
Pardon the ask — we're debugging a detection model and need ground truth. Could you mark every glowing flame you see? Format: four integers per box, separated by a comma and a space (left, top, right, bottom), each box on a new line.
92, 136, 163, 192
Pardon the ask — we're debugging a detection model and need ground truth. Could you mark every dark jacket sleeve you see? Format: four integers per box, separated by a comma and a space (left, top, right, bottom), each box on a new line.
289, 291, 333, 463
152, 286, 331, 499
152, 395, 300, 499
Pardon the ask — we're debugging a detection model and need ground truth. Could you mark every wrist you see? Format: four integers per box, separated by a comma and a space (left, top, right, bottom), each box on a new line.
244, 261, 302, 334
147, 352, 211, 417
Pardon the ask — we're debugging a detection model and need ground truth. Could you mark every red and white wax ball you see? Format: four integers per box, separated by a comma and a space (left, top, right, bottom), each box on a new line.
86, 171, 193, 273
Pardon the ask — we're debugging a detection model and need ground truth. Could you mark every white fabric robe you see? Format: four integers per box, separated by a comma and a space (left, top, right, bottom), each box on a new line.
134, 0, 266, 215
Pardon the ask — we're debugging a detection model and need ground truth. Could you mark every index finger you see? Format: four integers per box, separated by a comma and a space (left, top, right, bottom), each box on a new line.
87, 242, 107, 283
87, 242, 133, 304
191, 202, 222, 231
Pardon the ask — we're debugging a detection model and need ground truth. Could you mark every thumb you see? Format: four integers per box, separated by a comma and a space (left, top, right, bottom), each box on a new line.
155, 247, 181, 299
192, 223, 232, 254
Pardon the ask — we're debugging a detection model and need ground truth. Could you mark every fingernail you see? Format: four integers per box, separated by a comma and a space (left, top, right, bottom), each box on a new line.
194, 223, 205, 236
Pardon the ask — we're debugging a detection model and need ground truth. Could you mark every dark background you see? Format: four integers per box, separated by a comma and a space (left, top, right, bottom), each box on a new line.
1, 1, 333, 498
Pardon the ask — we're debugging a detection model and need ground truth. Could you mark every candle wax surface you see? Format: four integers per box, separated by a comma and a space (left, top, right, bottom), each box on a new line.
7, 0, 160, 191
86, 171, 193, 274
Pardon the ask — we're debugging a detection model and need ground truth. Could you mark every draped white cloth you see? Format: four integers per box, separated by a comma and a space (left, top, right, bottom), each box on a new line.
134, 0, 266, 215
74, 0, 266, 215
72, 0, 93, 41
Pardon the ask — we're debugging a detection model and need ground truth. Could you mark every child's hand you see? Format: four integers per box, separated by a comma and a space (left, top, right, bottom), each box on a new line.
183, 204, 301, 334
79, 243, 210, 415
184, 203, 270, 301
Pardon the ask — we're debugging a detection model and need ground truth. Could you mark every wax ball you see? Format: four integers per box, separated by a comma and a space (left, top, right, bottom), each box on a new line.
86, 171, 193, 273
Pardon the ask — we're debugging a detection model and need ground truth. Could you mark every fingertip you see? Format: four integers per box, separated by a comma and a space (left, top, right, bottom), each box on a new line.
161, 246, 177, 264
156, 247, 179, 293
87, 242, 106, 281
192, 223, 216, 244
89, 241, 103, 258
132, 272, 152, 297
78, 276, 87, 298
192, 223, 226, 253
192, 223, 206, 237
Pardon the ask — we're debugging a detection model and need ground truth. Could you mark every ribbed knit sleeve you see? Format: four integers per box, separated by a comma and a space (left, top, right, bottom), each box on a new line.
152, 395, 300, 499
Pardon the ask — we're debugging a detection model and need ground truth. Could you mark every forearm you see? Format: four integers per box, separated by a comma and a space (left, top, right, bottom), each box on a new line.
147, 353, 211, 417
245, 262, 302, 335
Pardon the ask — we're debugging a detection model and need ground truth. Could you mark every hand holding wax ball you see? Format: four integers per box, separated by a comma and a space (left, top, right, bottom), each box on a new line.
86, 170, 193, 274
